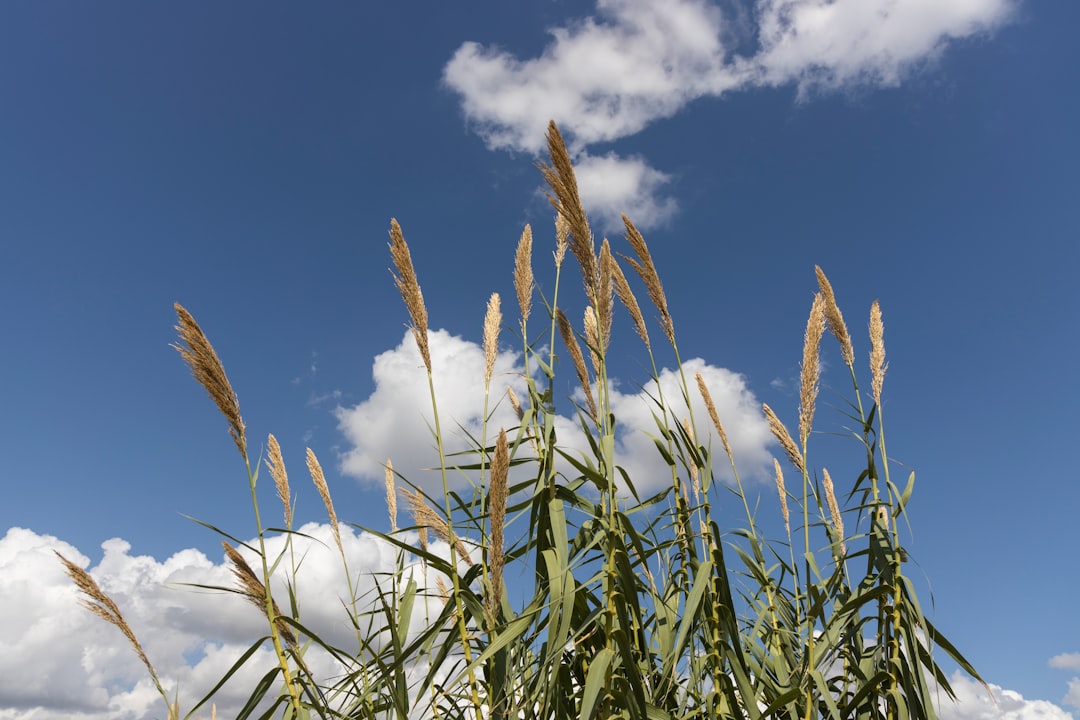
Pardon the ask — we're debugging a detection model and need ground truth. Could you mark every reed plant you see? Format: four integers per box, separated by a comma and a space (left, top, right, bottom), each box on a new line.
61, 121, 986, 720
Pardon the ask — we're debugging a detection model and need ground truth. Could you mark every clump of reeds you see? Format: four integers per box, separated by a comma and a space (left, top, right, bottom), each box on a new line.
57, 119, 985, 720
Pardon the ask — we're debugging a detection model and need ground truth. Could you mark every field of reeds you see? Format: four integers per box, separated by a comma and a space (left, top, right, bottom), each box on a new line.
58, 121, 986, 720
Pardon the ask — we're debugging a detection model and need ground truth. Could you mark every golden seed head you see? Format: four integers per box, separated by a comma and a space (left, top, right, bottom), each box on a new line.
388, 219, 431, 373
696, 372, 734, 465
514, 225, 534, 324
403, 488, 473, 566
173, 303, 246, 458
621, 215, 674, 346
822, 468, 846, 555
772, 459, 790, 538
597, 239, 614, 352
307, 448, 342, 555
556, 308, 598, 422
763, 404, 804, 474
799, 293, 827, 450
487, 429, 509, 624
583, 306, 601, 377
265, 434, 292, 528
870, 300, 888, 406
221, 541, 297, 648
611, 256, 650, 350
554, 213, 570, 269
483, 293, 502, 386
539, 122, 597, 301
506, 385, 524, 421
385, 459, 398, 533
815, 266, 854, 368
56, 552, 162, 686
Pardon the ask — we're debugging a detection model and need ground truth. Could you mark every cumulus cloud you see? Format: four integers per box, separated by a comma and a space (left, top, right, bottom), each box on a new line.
335, 329, 774, 497
3, 527, 1073, 720
443, 0, 1015, 227
937, 671, 1075, 720
1051, 653, 1080, 672
573, 151, 678, 233
0, 525, 435, 720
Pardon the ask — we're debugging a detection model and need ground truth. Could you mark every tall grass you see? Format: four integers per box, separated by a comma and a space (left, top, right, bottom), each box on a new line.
60, 121, 986, 720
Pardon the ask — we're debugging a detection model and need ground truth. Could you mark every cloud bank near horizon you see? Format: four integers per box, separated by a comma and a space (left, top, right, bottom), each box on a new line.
2, 525, 1074, 720
443, 0, 1015, 231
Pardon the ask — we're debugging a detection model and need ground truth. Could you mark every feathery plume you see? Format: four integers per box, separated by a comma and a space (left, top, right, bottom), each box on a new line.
597, 239, 614, 351
620, 216, 674, 346
763, 404, 804, 473
483, 293, 502, 386
799, 293, 826, 449
611, 257, 650, 350
222, 541, 297, 648
403, 488, 473, 565
556, 308, 598, 421
538, 122, 597, 300
583, 306, 601, 377
388, 219, 431, 373
514, 225, 534, 325
487, 429, 509, 624
822, 468, 846, 555
385, 459, 398, 533
815, 266, 854, 368
773, 459, 790, 538
870, 300, 888, 406
56, 552, 166, 693
506, 385, 523, 421
554, 213, 569, 269
173, 304, 246, 458
265, 434, 292, 527
308, 448, 342, 556
696, 372, 734, 464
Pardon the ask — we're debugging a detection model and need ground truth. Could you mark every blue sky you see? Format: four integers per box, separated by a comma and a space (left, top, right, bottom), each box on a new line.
1, 1, 1078, 718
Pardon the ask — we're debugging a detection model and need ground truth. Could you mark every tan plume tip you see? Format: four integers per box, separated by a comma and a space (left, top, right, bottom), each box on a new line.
553, 212, 570, 269
506, 385, 524, 421
556, 308, 598, 422
265, 434, 292, 528
870, 300, 888, 406
815, 266, 854, 368
388, 219, 431, 373
307, 448, 342, 555
822, 468, 846, 555
620, 216, 674, 346
583, 306, 601, 377
763, 404, 804, 473
403, 488, 473, 566
173, 303, 246, 458
611, 257, 650, 350
385, 459, 398, 533
799, 293, 826, 449
56, 552, 162, 688
222, 542, 297, 648
696, 372, 734, 464
597, 239, 614, 351
514, 225, 534, 324
772, 459, 790, 538
488, 429, 509, 622
483, 293, 502, 386
539, 123, 597, 300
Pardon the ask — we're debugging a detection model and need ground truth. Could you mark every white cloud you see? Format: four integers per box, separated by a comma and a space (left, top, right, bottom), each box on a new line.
1051, 653, 1080, 672
0, 525, 432, 720
444, 0, 1016, 226
937, 671, 1075, 720
4, 528, 1073, 720
1064, 678, 1080, 712
573, 151, 678, 233
335, 328, 775, 498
